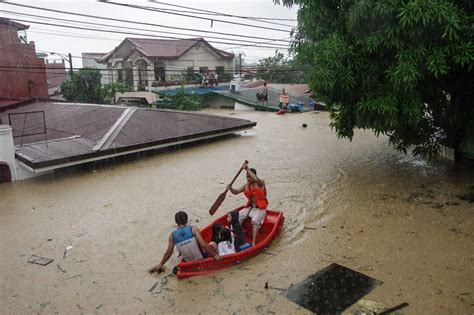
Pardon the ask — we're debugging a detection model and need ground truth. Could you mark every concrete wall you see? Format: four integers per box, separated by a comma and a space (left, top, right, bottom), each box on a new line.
0, 125, 17, 181
203, 93, 235, 109
45, 60, 67, 95
82, 53, 110, 85
170, 44, 234, 72
439, 145, 455, 161
115, 91, 160, 105
0, 124, 53, 182
107, 42, 234, 91
0, 24, 48, 99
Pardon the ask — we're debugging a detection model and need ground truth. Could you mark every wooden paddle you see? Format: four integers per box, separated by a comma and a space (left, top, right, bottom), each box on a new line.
209, 160, 248, 215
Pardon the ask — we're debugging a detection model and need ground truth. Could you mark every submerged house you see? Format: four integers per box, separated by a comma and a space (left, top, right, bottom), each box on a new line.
0, 99, 255, 183
99, 37, 235, 91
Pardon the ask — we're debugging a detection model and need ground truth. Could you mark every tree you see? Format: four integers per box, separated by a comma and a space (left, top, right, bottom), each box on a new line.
256, 51, 309, 83
164, 86, 202, 111
60, 68, 104, 104
275, 0, 473, 159
61, 68, 131, 104
102, 82, 131, 104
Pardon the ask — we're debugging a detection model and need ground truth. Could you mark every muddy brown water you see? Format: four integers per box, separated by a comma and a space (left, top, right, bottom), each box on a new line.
0, 109, 473, 314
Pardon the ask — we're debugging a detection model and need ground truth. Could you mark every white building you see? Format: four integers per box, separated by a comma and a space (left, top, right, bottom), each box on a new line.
82, 52, 110, 85
99, 37, 235, 91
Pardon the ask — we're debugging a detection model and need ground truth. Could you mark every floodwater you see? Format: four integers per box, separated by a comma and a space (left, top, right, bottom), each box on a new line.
0, 108, 473, 314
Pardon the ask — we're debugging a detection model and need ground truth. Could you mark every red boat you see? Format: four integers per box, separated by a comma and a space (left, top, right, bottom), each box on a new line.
175, 206, 285, 278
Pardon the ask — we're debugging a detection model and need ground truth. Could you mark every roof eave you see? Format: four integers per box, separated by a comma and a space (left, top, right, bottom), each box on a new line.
16, 122, 257, 170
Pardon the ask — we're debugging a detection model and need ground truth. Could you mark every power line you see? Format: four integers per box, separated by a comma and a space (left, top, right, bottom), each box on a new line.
8, 17, 290, 50
30, 29, 123, 42
0, 9, 290, 49
99, 1, 291, 33
2, 1, 292, 44
1, 11, 290, 50
142, 7, 297, 23
0, 65, 306, 74
148, 1, 296, 28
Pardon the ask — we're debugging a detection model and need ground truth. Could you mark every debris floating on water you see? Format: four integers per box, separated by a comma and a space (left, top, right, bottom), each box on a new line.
57, 264, 66, 273
379, 302, 409, 314
28, 255, 54, 266
63, 246, 73, 259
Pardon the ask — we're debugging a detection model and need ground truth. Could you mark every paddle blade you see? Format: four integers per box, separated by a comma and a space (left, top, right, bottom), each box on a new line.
209, 190, 227, 215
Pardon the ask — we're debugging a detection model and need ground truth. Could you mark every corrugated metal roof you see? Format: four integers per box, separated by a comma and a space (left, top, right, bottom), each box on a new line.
1, 102, 125, 144
0, 101, 255, 170
0, 99, 21, 109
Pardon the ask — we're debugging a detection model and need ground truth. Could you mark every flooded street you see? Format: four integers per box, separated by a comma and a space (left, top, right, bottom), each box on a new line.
1, 108, 473, 314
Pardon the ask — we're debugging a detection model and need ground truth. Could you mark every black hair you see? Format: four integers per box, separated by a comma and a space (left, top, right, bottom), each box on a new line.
211, 222, 223, 243
249, 168, 257, 176
229, 211, 240, 227
219, 228, 232, 244
175, 211, 188, 225
229, 211, 245, 252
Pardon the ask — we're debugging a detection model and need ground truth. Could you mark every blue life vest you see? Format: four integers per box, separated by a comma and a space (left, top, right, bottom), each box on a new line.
171, 226, 203, 261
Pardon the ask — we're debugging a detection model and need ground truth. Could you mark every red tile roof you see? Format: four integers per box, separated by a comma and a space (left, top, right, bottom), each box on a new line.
102, 38, 234, 62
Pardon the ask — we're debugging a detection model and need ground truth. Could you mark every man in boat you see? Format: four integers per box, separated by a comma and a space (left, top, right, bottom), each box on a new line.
150, 211, 220, 273
228, 163, 268, 246
279, 88, 289, 110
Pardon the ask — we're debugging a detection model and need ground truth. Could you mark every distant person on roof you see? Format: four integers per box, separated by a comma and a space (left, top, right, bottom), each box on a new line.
279, 88, 289, 110
262, 82, 269, 106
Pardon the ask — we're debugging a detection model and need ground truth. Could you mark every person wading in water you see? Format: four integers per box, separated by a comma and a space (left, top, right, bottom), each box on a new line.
150, 211, 220, 273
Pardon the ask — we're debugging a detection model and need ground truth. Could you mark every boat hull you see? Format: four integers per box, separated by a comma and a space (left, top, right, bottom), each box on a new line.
176, 206, 284, 278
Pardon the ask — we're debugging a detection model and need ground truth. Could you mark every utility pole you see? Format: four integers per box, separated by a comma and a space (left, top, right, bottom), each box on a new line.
68, 53, 73, 78
239, 53, 242, 79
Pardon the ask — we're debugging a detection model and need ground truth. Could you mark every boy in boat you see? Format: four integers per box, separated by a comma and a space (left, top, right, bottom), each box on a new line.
150, 211, 220, 273
228, 163, 268, 246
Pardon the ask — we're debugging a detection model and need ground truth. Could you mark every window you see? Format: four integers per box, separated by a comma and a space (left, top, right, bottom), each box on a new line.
215, 66, 225, 75
117, 70, 123, 83
154, 62, 166, 82
137, 60, 148, 90
186, 67, 194, 81
199, 67, 208, 73
125, 68, 133, 87
122, 61, 133, 87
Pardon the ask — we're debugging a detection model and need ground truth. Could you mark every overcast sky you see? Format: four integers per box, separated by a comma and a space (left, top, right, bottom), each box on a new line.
1, 0, 298, 67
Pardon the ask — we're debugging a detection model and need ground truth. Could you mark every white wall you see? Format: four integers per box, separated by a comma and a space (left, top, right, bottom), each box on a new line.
82, 53, 110, 85
0, 125, 17, 181
106, 42, 234, 91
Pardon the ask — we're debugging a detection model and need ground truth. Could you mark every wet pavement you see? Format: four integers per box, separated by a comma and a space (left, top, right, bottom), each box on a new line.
0, 108, 473, 314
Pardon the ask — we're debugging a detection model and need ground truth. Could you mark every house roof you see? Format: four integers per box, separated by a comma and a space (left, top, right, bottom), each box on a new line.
0, 18, 29, 31
82, 52, 107, 61
0, 99, 21, 109
101, 37, 234, 63
0, 100, 255, 170
268, 84, 311, 95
